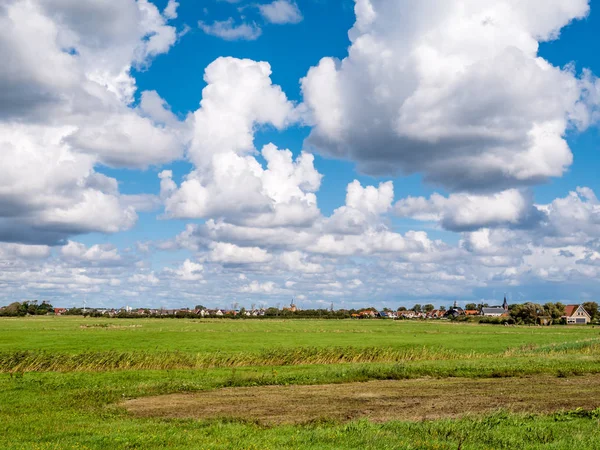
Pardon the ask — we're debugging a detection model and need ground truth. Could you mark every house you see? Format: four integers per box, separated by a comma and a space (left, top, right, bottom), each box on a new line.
54, 308, 67, 316
445, 308, 462, 318
464, 310, 479, 316
563, 304, 591, 325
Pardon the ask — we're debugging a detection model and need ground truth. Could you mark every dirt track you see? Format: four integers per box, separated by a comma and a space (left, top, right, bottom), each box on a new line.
123, 375, 600, 424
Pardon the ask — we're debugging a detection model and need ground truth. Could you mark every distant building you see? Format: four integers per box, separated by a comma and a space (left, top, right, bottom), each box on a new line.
563, 305, 591, 325
481, 307, 506, 317
283, 300, 298, 313
481, 296, 510, 317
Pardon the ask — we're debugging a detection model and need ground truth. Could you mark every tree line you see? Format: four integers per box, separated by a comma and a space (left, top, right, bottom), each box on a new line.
1, 300, 598, 324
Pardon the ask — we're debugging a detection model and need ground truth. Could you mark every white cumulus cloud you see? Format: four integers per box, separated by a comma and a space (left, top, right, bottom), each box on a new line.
258, 1, 303, 25
301, 0, 597, 192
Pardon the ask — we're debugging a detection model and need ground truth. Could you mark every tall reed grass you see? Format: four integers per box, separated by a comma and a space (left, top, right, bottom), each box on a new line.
0, 346, 471, 373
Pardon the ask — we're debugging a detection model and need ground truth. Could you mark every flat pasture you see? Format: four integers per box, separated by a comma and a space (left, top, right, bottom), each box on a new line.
1, 315, 597, 354
2, 317, 600, 449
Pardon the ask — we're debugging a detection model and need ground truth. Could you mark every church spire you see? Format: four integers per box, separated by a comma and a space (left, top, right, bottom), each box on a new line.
503, 295, 508, 311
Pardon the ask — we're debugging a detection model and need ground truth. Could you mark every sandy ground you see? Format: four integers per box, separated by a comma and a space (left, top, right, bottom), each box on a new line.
122, 375, 600, 424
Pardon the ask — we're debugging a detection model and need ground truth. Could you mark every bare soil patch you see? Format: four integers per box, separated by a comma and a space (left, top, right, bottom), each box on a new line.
123, 375, 600, 424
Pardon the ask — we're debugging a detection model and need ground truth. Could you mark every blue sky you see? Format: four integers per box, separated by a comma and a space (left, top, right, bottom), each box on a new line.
1, 0, 600, 309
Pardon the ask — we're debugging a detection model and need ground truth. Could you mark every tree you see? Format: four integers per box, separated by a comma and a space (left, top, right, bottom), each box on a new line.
412, 304, 422, 313
424, 304, 435, 313
543, 302, 565, 320
397, 306, 407, 312
439, 306, 447, 312
510, 303, 544, 324
583, 302, 599, 320
0, 302, 26, 317
465, 303, 477, 310
194, 305, 206, 311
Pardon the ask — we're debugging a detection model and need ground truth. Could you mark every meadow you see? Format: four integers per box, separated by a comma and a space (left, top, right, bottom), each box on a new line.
1, 316, 600, 449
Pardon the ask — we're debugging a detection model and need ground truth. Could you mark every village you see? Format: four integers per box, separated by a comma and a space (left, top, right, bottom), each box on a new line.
24, 298, 593, 325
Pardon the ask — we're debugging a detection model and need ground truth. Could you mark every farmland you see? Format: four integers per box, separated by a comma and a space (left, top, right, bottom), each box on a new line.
2, 317, 600, 449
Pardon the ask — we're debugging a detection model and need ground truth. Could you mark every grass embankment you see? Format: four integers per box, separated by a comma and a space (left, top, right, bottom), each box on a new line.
2, 317, 600, 449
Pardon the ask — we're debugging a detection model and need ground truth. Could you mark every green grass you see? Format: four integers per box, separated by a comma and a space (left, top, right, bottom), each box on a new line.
2, 317, 600, 449
2, 316, 598, 355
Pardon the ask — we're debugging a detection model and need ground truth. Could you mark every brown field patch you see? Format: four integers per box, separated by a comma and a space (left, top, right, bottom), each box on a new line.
122, 375, 600, 424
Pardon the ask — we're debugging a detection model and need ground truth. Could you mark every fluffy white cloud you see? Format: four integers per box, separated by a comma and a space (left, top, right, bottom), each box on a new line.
128, 272, 160, 286
161, 145, 322, 227
0, 0, 184, 244
301, 0, 598, 191
0, 243, 51, 260
326, 180, 394, 234
258, 1, 303, 25
208, 242, 273, 265
1, 0, 180, 117
536, 187, 600, 246
280, 251, 323, 273
188, 57, 297, 165
165, 259, 204, 281
0, 124, 138, 244
61, 241, 121, 262
160, 57, 320, 228
163, 0, 179, 19
395, 189, 542, 231
199, 18, 261, 41
240, 280, 276, 293
65, 100, 186, 169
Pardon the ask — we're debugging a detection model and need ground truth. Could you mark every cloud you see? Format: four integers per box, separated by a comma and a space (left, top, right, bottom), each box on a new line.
325, 180, 393, 234
0, 124, 139, 245
395, 189, 543, 231
61, 241, 121, 263
240, 280, 276, 293
258, 1, 303, 25
0, 0, 183, 244
280, 251, 323, 273
187, 57, 298, 166
301, 0, 597, 192
165, 259, 204, 281
160, 57, 320, 228
199, 18, 261, 40
536, 187, 600, 246
64, 106, 186, 169
128, 272, 160, 286
161, 145, 322, 227
163, 0, 179, 19
0, 243, 51, 260
209, 242, 273, 265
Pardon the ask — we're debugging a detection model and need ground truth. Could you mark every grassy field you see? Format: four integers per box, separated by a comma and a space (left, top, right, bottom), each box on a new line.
2, 316, 600, 449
